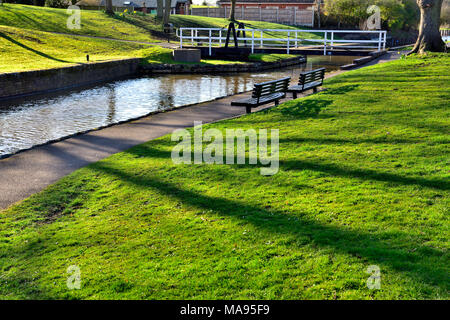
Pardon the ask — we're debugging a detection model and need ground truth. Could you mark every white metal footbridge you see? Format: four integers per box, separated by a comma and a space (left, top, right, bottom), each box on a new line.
177, 28, 388, 56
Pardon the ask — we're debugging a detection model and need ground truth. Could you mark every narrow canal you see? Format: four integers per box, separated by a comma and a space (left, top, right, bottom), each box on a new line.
0, 55, 356, 156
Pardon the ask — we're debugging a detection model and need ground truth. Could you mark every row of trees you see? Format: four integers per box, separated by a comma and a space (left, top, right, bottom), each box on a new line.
227, 0, 447, 54
320, 0, 420, 30
4, 0, 446, 54
318, 0, 446, 54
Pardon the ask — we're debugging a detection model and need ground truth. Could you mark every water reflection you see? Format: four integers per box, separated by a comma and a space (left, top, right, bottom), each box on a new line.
0, 55, 356, 156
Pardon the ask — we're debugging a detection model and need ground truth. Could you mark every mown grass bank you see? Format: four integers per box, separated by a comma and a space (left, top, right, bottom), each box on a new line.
0, 54, 448, 299
0, 3, 161, 42
0, 25, 151, 73
0, 26, 294, 73
0, 4, 320, 43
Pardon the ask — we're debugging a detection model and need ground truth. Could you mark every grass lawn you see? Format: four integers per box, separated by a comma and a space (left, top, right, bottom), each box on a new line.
0, 4, 320, 43
0, 25, 293, 73
0, 53, 448, 299
249, 53, 298, 63
0, 4, 306, 73
0, 25, 154, 73
0, 3, 161, 42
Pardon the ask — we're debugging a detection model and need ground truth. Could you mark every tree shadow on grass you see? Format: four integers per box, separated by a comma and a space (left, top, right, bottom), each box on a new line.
1, 7, 72, 35
280, 99, 333, 118
125, 139, 449, 192
280, 158, 449, 191
3, 141, 448, 298
279, 136, 421, 145
278, 84, 359, 118
89, 158, 449, 293
113, 14, 170, 40
320, 84, 360, 96
0, 31, 74, 64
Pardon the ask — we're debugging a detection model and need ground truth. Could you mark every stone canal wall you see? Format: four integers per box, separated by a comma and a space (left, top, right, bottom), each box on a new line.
141, 56, 306, 74
0, 58, 141, 100
0, 56, 306, 100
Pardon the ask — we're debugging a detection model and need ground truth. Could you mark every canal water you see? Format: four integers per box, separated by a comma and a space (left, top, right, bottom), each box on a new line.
0, 55, 356, 156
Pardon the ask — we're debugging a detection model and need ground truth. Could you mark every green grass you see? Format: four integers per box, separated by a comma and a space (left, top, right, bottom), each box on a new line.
0, 4, 163, 42
249, 53, 298, 63
399, 46, 413, 51
0, 26, 293, 72
0, 25, 156, 73
0, 54, 449, 300
0, 4, 315, 72
0, 4, 320, 43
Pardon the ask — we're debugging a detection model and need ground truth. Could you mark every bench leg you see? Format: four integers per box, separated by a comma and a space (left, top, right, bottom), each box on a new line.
275, 100, 279, 106
293, 92, 298, 99
313, 87, 318, 93
246, 106, 252, 114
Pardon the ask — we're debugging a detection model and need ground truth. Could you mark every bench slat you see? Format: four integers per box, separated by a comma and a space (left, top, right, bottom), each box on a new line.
288, 68, 325, 99
231, 77, 291, 113
231, 92, 285, 107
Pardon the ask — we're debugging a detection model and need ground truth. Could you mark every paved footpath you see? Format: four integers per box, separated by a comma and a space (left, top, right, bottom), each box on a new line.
0, 52, 400, 209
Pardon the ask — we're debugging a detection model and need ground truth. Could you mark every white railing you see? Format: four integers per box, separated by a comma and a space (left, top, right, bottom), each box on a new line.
177, 28, 387, 56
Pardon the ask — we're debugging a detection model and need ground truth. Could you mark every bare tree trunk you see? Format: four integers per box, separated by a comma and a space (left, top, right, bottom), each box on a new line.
409, 0, 446, 54
316, 0, 321, 28
157, 0, 164, 19
163, 0, 171, 25
229, 0, 236, 21
105, 0, 114, 15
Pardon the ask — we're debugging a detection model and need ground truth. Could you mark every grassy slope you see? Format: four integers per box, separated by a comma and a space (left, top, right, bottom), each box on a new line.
249, 53, 298, 63
0, 26, 287, 72
0, 4, 320, 42
0, 25, 155, 73
0, 4, 161, 42
0, 54, 448, 300
0, 4, 304, 72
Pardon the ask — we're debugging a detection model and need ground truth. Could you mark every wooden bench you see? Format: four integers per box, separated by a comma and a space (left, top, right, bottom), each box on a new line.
287, 68, 326, 99
231, 77, 291, 114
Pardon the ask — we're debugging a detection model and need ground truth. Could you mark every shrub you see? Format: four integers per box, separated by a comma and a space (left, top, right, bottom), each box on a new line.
323, 0, 419, 31
45, 0, 69, 8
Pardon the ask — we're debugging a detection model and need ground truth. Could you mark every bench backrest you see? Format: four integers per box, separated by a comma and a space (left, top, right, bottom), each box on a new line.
252, 77, 291, 102
298, 68, 326, 88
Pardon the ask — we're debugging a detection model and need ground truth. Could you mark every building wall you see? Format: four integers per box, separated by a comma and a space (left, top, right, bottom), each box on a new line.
190, 6, 314, 26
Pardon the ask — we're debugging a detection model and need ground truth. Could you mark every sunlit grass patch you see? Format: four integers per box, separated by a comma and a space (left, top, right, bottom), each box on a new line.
0, 52, 448, 300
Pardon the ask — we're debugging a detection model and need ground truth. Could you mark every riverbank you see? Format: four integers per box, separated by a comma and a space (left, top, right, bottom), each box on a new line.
141, 55, 305, 74
1, 53, 448, 300
0, 4, 322, 44
0, 53, 304, 100
0, 52, 399, 208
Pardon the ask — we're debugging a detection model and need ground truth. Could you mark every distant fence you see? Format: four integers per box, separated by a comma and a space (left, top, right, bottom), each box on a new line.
190, 7, 315, 27
441, 29, 450, 42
